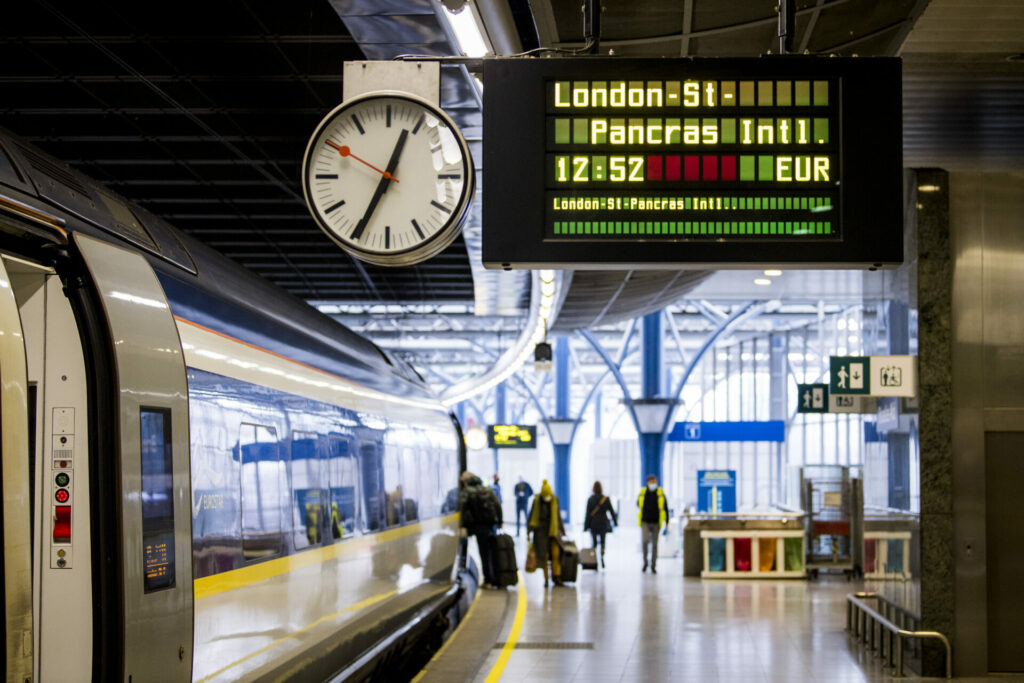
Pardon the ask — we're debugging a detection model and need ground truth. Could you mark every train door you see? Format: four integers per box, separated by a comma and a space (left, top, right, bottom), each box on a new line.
71, 233, 194, 682
11, 250, 96, 682
0, 254, 38, 683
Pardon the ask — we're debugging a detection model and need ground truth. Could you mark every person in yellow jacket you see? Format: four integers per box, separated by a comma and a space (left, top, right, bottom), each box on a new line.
528, 480, 565, 587
637, 474, 668, 573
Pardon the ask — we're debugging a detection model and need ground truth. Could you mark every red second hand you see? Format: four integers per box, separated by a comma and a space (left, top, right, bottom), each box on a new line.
325, 140, 399, 182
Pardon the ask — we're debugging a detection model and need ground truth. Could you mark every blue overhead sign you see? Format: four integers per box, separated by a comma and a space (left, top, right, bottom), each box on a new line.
698, 470, 737, 514
668, 420, 785, 442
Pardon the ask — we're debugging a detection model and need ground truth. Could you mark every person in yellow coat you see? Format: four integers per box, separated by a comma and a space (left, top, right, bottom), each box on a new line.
636, 474, 667, 573
528, 480, 565, 587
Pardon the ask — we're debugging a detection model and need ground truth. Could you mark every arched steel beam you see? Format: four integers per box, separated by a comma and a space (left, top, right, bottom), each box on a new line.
659, 300, 763, 438
579, 323, 643, 439
569, 319, 639, 444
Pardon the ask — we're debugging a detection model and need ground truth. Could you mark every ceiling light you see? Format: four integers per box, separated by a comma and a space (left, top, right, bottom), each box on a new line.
917, 184, 941, 193
763, 269, 782, 277
754, 278, 772, 286
440, 3, 490, 58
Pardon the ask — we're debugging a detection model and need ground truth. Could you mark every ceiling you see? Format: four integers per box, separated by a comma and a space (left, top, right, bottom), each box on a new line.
2, 0, 1022, 404
0, 0, 473, 303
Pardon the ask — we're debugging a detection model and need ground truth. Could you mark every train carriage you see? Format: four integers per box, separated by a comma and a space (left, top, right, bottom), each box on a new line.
0, 128, 466, 682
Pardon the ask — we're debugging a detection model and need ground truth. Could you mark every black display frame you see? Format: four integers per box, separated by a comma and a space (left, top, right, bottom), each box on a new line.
482, 56, 902, 269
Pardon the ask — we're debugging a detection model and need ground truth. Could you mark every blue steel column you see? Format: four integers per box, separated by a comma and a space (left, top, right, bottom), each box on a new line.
554, 337, 572, 522
493, 381, 506, 474
640, 312, 666, 483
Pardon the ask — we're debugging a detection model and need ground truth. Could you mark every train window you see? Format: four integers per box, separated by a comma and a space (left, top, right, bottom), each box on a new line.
359, 442, 385, 532
240, 424, 283, 562
422, 447, 442, 520
382, 445, 403, 528
400, 447, 421, 523
140, 408, 175, 593
327, 436, 359, 540
439, 444, 461, 516
290, 432, 323, 551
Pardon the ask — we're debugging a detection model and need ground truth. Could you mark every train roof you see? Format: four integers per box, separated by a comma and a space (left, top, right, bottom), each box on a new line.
0, 127, 438, 404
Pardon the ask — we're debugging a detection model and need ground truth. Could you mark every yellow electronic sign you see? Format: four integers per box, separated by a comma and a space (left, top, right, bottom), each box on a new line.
487, 425, 537, 449
482, 57, 903, 269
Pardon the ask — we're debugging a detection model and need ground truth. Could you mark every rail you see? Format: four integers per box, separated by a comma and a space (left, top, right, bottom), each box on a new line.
846, 592, 951, 678
681, 511, 805, 520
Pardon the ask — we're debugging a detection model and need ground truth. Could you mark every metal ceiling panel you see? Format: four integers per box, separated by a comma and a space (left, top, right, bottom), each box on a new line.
900, 0, 1024, 172
0, 0, 478, 305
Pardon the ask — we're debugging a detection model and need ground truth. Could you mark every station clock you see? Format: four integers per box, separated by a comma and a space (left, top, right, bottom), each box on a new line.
302, 92, 474, 267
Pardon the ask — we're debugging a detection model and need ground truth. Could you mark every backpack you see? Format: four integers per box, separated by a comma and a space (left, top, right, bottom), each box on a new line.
465, 485, 499, 527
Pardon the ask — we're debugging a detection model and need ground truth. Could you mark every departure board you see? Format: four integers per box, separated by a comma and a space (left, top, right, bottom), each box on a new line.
487, 424, 537, 448
482, 57, 902, 269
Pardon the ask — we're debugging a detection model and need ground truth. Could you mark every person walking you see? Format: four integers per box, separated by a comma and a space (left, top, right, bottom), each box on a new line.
636, 474, 667, 574
583, 481, 617, 569
528, 480, 564, 587
513, 475, 533, 536
459, 471, 502, 588
491, 473, 502, 503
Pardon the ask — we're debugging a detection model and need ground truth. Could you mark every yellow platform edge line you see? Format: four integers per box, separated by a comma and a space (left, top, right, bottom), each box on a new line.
193, 513, 459, 600
484, 572, 528, 683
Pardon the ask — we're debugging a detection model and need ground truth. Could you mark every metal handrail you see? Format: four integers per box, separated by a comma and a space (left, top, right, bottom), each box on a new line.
846, 592, 951, 678
863, 505, 921, 520
681, 511, 805, 520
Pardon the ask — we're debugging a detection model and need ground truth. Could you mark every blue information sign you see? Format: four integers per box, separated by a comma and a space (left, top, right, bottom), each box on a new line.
697, 470, 737, 513
667, 420, 785, 442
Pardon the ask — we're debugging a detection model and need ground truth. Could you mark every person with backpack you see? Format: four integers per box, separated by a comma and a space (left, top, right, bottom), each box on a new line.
583, 481, 617, 569
528, 480, 564, 587
458, 471, 502, 588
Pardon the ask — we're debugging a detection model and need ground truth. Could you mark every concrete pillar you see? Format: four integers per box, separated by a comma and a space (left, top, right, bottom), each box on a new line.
916, 169, 954, 676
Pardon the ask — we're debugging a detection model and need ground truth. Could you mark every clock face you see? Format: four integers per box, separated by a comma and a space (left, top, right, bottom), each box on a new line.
301, 92, 474, 267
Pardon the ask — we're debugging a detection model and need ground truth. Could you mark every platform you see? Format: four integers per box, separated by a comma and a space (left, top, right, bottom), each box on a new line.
416, 527, 974, 682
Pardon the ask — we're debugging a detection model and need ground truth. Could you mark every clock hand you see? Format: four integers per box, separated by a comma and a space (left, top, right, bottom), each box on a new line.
325, 140, 399, 183
350, 129, 409, 242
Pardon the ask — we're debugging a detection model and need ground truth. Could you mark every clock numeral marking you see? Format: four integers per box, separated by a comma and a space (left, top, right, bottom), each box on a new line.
431, 200, 452, 214
412, 114, 425, 135
438, 173, 460, 179
385, 226, 391, 249
411, 219, 425, 239
386, 105, 392, 128
316, 173, 338, 179
324, 199, 346, 214
351, 114, 365, 135
430, 143, 442, 153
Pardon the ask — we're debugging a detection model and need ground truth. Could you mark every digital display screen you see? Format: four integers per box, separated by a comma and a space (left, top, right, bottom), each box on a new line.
482, 57, 902, 268
487, 425, 537, 449
140, 408, 175, 593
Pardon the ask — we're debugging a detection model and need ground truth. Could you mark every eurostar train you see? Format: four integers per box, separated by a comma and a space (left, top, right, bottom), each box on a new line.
0, 128, 468, 683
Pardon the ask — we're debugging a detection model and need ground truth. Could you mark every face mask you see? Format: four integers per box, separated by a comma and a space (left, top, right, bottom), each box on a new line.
647, 483, 657, 491
543, 495, 552, 502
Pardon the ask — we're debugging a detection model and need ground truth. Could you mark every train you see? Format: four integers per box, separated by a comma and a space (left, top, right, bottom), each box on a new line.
0, 127, 470, 682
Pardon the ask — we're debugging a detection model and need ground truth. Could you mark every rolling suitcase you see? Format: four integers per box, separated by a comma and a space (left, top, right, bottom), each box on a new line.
558, 538, 579, 583
579, 547, 598, 570
492, 533, 518, 587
